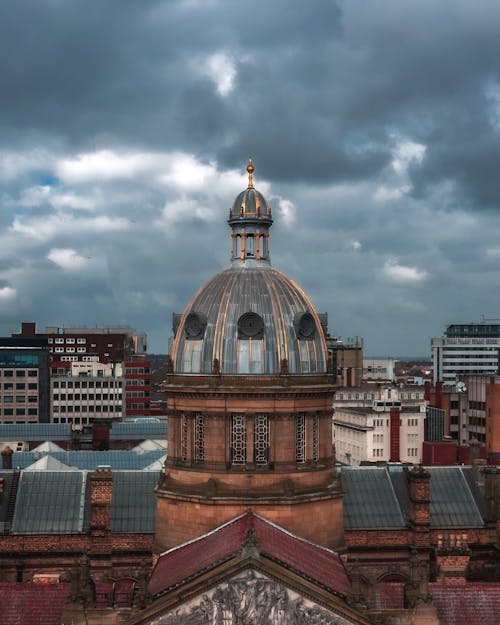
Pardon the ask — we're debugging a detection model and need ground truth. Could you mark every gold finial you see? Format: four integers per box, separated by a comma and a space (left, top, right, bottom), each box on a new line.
247, 158, 254, 188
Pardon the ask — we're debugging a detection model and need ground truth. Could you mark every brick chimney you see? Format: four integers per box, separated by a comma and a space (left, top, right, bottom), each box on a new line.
89, 468, 112, 535
1, 446, 13, 470
408, 465, 431, 547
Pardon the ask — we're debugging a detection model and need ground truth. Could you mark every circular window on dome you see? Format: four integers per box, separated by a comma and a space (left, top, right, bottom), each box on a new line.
238, 312, 264, 339
294, 312, 316, 340
184, 312, 206, 339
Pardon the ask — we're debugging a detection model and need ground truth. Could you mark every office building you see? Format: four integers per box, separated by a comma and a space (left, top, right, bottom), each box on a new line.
431, 321, 500, 384
0, 338, 50, 423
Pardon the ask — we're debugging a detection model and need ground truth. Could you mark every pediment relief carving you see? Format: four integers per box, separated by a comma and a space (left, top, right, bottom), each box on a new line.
149, 570, 356, 625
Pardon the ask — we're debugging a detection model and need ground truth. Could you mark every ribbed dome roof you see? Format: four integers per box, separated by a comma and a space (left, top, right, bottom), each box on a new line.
170, 160, 328, 376
229, 187, 272, 222
171, 265, 328, 375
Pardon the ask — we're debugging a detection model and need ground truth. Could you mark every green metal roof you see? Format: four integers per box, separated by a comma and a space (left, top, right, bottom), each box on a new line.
428, 467, 484, 528
341, 467, 406, 529
110, 471, 159, 533
12, 471, 85, 534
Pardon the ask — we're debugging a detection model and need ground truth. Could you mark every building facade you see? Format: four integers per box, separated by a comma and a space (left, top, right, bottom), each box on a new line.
334, 386, 426, 465
0, 338, 50, 424
156, 161, 343, 553
50, 361, 123, 425
431, 321, 500, 384
362, 357, 396, 384
15, 322, 146, 364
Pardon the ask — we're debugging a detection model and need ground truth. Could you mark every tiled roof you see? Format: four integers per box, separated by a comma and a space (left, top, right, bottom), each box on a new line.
12, 449, 166, 470
11, 471, 86, 534
428, 467, 484, 528
341, 467, 406, 529
149, 511, 351, 598
110, 421, 167, 440
0, 423, 71, 441
430, 581, 500, 625
110, 471, 158, 533
0, 582, 70, 625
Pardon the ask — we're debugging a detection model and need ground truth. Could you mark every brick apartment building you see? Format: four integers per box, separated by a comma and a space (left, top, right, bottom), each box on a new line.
14, 322, 147, 365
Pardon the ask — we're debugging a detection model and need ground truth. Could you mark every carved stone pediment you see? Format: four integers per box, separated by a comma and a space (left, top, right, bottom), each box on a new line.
148, 570, 357, 625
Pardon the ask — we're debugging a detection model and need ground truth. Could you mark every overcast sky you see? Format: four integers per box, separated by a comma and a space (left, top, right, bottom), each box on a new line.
1, 0, 500, 357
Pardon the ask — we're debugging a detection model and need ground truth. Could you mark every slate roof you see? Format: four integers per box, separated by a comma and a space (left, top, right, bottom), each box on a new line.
12, 449, 166, 470
428, 467, 485, 528
430, 581, 500, 625
0, 582, 70, 625
342, 467, 406, 529
0, 423, 71, 441
12, 471, 86, 534
110, 421, 167, 440
110, 471, 158, 533
149, 511, 351, 598
341, 466, 485, 530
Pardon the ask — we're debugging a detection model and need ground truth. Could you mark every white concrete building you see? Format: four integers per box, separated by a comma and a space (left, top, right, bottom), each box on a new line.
362, 358, 396, 383
432, 322, 500, 385
51, 361, 123, 425
333, 386, 426, 465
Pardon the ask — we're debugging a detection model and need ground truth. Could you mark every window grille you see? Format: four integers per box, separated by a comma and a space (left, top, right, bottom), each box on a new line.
194, 414, 204, 461
254, 415, 269, 465
312, 414, 319, 462
181, 414, 188, 462
231, 414, 246, 465
296, 414, 306, 463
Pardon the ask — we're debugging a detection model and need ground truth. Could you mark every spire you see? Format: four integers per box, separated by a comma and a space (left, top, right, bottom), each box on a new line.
247, 158, 254, 189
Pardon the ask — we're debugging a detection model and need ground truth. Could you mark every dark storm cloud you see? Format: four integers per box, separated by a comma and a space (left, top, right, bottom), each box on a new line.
1, 0, 500, 355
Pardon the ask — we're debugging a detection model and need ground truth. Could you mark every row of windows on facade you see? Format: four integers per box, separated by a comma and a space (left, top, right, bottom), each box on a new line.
52, 405, 122, 413
181, 414, 320, 465
47, 337, 88, 344
1, 395, 38, 403
372, 447, 419, 457
50, 347, 88, 353
0, 370, 38, 377
53, 393, 122, 401
53, 380, 121, 388
335, 391, 424, 401
0, 407, 37, 416
0, 383, 38, 390
371, 417, 420, 427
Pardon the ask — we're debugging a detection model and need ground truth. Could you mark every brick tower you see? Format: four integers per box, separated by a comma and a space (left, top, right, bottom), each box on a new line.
155, 161, 343, 552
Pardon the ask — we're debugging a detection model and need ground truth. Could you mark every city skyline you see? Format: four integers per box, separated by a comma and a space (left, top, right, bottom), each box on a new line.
1, 1, 500, 356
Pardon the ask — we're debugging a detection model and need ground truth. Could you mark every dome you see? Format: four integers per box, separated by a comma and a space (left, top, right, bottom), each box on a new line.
171, 265, 328, 375
170, 160, 328, 375
229, 187, 272, 223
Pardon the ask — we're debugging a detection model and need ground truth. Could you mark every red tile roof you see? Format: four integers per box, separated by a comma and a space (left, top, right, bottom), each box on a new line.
430, 581, 500, 625
0, 582, 69, 625
149, 511, 351, 598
